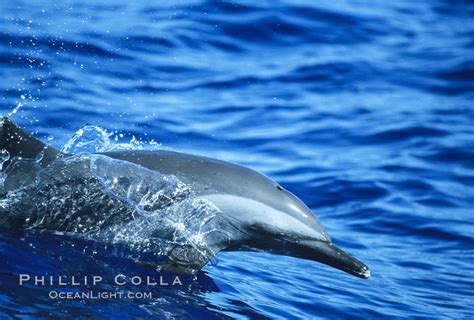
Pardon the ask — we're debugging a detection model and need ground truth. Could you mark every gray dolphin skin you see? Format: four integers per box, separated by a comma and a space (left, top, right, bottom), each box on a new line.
0, 117, 370, 279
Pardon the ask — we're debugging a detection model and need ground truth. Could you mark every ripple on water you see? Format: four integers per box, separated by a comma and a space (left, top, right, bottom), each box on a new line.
1, 0, 473, 318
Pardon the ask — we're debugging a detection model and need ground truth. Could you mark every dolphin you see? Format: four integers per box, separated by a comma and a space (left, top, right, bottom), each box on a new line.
0, 117, 370, 279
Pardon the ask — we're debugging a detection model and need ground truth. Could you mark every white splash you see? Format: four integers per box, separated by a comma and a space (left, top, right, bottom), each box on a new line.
62, 125, 161, 154
0, 152, 224, 269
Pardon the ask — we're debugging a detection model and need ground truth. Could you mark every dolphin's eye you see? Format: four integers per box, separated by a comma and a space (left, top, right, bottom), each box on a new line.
276, 185, 284, 191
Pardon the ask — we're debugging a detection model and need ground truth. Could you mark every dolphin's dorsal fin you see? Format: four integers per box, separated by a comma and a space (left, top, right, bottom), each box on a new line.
0, 117, 62, 169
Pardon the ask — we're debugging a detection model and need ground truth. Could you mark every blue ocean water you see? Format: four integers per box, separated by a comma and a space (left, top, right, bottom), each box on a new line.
0, 0, 473, 318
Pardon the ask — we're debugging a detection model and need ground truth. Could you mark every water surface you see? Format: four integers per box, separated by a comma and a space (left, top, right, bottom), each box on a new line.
0, 0, 473, 319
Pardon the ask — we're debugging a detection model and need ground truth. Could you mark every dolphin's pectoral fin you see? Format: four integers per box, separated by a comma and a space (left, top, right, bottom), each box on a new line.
156, 261, 203, 275
132, 259, 196, 274
136, 245, 218, 274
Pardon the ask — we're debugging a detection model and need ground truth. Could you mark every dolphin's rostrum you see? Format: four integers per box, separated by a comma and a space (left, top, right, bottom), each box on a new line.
0, 117, 370, 279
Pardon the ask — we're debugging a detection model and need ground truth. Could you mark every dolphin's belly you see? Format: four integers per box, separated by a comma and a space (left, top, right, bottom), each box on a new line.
201, 194, 327, 241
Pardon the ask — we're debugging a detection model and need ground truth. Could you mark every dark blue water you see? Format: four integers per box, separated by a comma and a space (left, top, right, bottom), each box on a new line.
1, 0, 473, 319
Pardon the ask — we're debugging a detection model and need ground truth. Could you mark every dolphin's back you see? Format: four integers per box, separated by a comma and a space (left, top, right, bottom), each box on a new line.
102, 150, 275, 197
